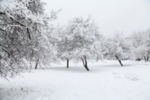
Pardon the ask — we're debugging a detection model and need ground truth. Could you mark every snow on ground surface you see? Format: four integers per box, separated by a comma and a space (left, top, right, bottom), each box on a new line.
0, 60, 150, 100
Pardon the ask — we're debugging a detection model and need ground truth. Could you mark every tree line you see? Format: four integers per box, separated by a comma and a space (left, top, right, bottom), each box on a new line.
0, 0, 150, 78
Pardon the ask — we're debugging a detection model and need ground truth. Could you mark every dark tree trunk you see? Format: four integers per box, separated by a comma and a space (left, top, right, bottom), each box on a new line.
81, 56, 89, 71
115, 56, 123, 66
67, 59, 69, 68
145, 56, 149, 62
147, 57, 149, 61
118, 59, 123, 66
144, 56, 149, 62
35, 59, 39, 69
84, 57, 89, 71
27, 28, 31, 40
144, 56, 147, 62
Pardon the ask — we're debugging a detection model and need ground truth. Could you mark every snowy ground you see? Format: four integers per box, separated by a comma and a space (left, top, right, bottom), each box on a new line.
0, 60, 150, 100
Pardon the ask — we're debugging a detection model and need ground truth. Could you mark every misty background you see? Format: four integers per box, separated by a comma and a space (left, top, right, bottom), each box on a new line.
43, 0, 150, 37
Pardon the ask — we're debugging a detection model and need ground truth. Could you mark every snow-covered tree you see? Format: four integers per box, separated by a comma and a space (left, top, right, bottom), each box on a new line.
130, 29, 150, 61
63, 17, 103, 71
104, 32, 130, 66
56, 26, 74, 68
0, 0, 58, 78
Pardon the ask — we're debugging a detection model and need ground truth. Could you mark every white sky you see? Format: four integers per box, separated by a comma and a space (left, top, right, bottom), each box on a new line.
43, 0, 150, 37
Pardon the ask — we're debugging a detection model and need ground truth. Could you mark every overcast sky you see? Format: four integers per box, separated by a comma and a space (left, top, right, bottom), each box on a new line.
44, 0, 150, 37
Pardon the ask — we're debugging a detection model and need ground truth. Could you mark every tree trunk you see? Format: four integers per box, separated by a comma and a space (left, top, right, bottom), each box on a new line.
118, 59, 123, 66
81, 56, 89, 71
144, 56, 149, 62
35, 59, 39, 69
144, 56, 147, 62
147, 57, 149, 61
67, 59, 69, 68
115, 56, 123, 66
84, 56, 89, 71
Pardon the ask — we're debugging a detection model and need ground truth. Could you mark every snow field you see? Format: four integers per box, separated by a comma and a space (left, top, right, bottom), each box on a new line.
0, 60, 150, 100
